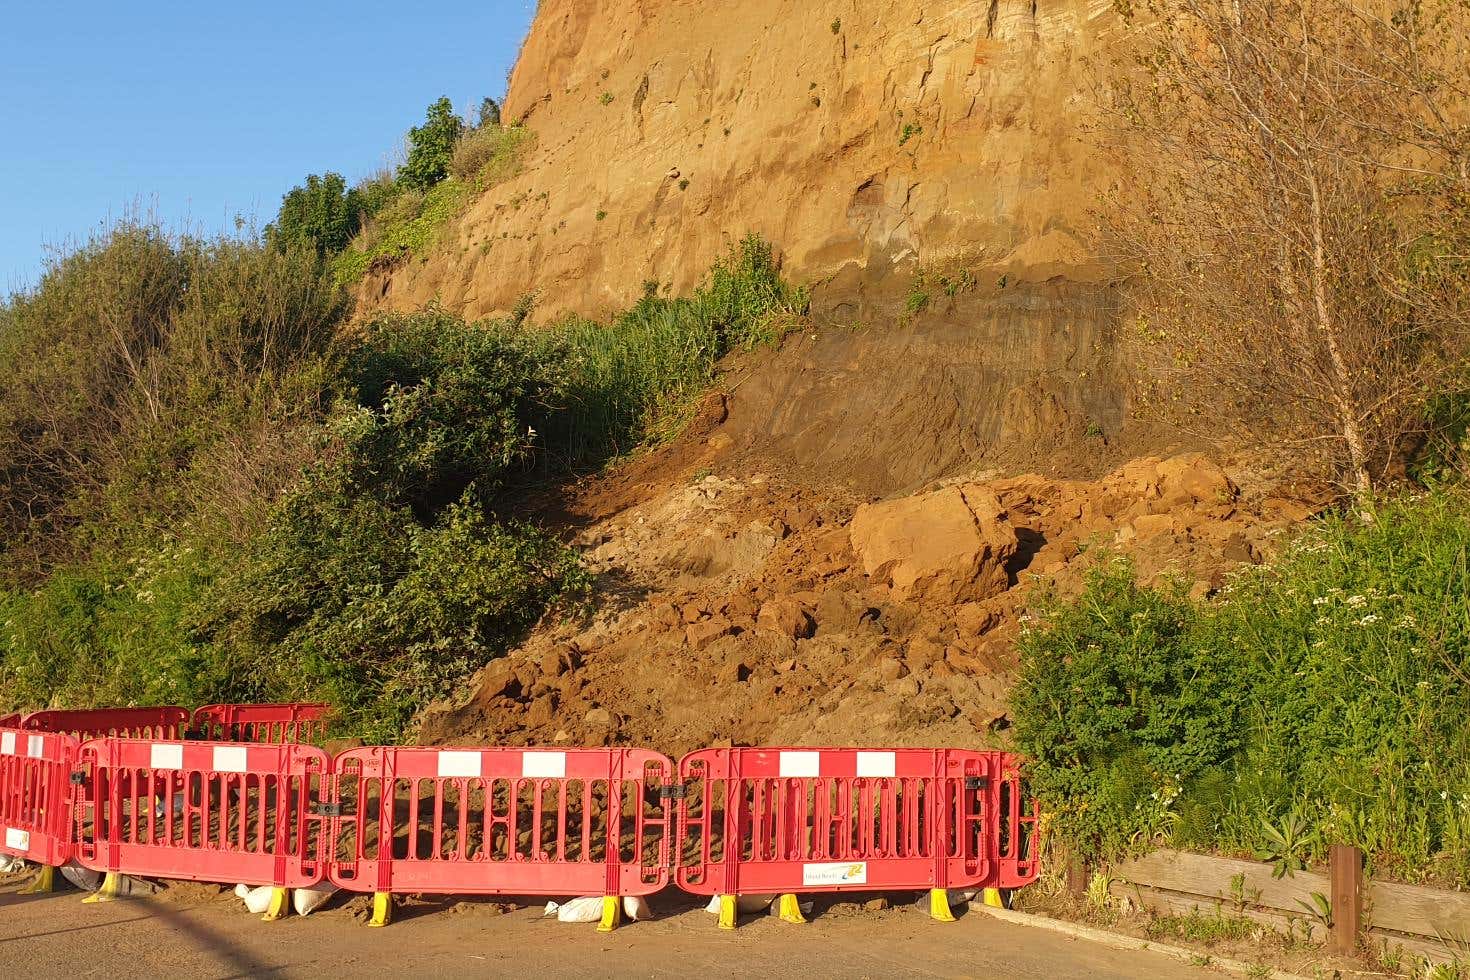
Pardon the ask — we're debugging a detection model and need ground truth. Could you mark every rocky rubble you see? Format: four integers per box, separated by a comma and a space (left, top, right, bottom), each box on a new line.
419, 453, 1305, 753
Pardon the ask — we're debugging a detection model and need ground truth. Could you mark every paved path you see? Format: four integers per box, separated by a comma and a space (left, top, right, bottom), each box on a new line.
0, 882, 1210, 979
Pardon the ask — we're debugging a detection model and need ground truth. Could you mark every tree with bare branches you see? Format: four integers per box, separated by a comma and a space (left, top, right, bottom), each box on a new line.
1102, 0, 1470, 494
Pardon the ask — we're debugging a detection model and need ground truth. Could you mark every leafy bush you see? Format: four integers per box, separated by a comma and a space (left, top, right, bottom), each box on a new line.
398, 97, 463, 193
335, 309, 565, 513
1013, 561, 1247, 859
199, 487, 585, 741
1014, 491, 1470, 884
267, 173, 364, 256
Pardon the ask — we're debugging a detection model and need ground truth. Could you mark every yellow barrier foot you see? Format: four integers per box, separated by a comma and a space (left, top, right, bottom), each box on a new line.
262, 887, 291, 922
776, 893, 807, 924
368, 891, 393, 928
83, 872, 124, 904
929, 888, 957, 922
18, 864, 55, 895
982, 887, 1005, 909
596, 895, 622, 933
717, 894, 738, 931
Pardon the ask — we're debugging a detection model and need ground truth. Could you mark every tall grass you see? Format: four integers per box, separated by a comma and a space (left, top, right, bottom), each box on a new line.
538, 235, 808, 465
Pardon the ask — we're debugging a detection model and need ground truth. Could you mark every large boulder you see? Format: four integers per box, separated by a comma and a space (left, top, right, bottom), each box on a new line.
849, 486, 1019, 603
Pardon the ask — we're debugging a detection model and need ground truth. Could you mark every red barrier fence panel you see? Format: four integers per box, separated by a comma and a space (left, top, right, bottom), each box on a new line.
0, 727, 78, 865
0, 714, 19, 729
73, 738, 331, 889
994, 753, 1040, 888
675, 747, 997, 897
328, 747, 675, 898
191, 703, 331, 744
23, 707, 190, 740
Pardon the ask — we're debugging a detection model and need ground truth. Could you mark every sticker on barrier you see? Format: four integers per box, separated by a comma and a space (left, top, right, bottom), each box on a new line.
0, 727, 78, 866
73, 738, 331, 890
23, 707, 191, 740
675, 747, 998, 900
191, 703, 331, 745
327, 747, 675, 900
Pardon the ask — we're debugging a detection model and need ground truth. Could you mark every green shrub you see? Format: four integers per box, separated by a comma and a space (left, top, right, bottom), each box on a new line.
1014, 491, 1470, 884
199, 487, 585, 741
1013, 560, 1248, 860
398, 97, 464, 193
335, 309, 566, 513
267, 172, 363, 255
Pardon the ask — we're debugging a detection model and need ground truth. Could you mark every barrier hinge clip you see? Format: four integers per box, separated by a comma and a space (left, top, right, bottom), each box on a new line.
965, 776, 989, 791
659, 783, 687, 801
69, 770, 87, 786
310, 802, 348, 817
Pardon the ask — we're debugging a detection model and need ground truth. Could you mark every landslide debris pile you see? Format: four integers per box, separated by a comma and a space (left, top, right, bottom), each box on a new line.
422, 454, 1306, 753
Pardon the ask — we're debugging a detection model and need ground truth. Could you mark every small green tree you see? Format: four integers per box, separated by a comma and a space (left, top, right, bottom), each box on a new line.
267, 173, 362, 255
399, 97, 464, 192
477, 96, 501, 129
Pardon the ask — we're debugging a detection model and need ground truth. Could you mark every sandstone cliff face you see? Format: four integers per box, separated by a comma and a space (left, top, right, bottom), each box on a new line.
366, 0, 1116, 320
366, 0, 1141, 494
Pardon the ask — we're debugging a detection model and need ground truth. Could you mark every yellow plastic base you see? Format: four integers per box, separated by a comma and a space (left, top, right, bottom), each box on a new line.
18, 864, 55, 895
776, 893, 807, 924
82, 871, 123, 904
929, 888, 956, 922
982, 887, 1005, 908
717, 894, 737, 931
262, 887, 291, 922
368, 891, 393, 928
596, 895, 622, 933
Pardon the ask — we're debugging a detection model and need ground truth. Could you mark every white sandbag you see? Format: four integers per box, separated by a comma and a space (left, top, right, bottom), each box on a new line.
622, 895, 651, 921
703, 894, 776, 915
235, 883, 275, 915
293, 885, 337, 917
61, 863, 102, 891
543, 896, 606, 923
0, 855, 24, 874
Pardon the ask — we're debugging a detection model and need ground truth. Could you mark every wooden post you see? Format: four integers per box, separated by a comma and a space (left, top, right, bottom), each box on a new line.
1329, 844, 1363, 955
1065, 849, 1090, 899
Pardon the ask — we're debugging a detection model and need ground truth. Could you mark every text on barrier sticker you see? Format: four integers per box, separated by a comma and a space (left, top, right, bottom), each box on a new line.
802, 861, 868, 887
5, 827, 30, 852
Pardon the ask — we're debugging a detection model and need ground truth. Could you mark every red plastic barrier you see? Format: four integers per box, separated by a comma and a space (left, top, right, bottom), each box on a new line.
23, 707, 190, 740
328, 747, 675, 898
675, 747, 1000, 897
0, 727, 78, 865
0, 714, 19, 729
191, 703, 331, 744
994, 754, 1040, 888
73, 738, 331, 889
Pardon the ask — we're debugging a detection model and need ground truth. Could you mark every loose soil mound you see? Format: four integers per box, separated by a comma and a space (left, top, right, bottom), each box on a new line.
422, 450, 1313, 754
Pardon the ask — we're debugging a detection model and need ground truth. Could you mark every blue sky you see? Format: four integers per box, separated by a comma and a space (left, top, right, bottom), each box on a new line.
0, 0, 537, 292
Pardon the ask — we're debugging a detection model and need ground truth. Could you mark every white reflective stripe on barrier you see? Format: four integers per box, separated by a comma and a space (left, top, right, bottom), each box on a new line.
437, 752, 481, 778
5, 828, 31, 851
150, 743, 184, 770
212, 746, 248, 773
856, 751, 897, 777
779, 751, 821, 777
522, 751, 566, 778
1, 732, 15, 754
